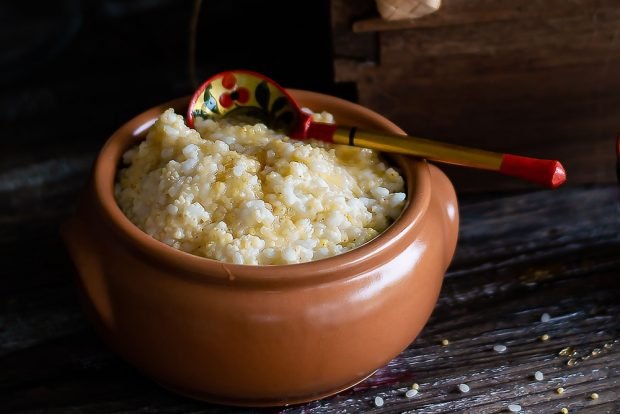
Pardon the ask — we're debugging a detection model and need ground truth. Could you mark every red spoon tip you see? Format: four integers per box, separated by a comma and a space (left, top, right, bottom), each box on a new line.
500, 154, 566, 189
550, 161, 567, 189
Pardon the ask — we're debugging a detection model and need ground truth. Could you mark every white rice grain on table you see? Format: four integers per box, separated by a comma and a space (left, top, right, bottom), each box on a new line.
508, 403, 522, 412
493, 344, 507, 353
405, 389, 418, 398
374, 396, 384, 407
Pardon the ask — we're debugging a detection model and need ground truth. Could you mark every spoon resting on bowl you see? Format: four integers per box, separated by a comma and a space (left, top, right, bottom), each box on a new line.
187, 70, 566, 189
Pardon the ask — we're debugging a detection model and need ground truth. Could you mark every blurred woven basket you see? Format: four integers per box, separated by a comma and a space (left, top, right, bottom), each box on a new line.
376, 0, 441, 21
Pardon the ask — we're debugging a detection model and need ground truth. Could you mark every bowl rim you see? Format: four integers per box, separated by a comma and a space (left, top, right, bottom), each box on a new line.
91, 90, 432, 286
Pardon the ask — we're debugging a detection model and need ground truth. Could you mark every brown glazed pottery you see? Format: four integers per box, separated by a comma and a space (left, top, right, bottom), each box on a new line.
62, 90, 459, 407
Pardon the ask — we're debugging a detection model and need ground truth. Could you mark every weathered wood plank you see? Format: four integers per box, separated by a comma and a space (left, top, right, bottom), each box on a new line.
353, 0, 620, 33
333, 0, 620, 191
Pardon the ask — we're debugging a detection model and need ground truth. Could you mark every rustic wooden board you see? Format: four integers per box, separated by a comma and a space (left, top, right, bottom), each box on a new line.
2, 151, 618, 413
332, 0, 620, 191
352, 0, 620, 33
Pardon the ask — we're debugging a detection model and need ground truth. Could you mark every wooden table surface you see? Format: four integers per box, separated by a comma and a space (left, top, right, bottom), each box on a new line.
2, 156, 618, 413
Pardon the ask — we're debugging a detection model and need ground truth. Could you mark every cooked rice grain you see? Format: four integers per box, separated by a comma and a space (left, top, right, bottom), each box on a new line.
116, 109, 406, 265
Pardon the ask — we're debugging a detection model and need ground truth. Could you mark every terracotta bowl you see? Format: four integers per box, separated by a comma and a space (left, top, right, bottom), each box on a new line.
62, 90, 459, 407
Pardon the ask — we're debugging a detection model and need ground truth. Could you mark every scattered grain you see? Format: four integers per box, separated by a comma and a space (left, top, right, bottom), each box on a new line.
374, 396, 384, 407
507, 403, 522, 412
541, 334, 550, 342
441, 339, 450, 346
604, 342, 613, 349
567, 358, 577, 367
411, 383, 420, 390
534, 371, 544, 381
458, 383, 470, 393
591, 348, 601, 356
405, 389, 418, 398
560, 408, 569, 414
590, 392, 599, 400
556, 387, 565, 395
493, 344, 507, 353
541, 313, 551, 322
559, 347, 574, 356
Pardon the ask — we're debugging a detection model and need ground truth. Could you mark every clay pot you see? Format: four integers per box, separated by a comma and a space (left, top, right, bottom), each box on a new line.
62, 90, 459, 406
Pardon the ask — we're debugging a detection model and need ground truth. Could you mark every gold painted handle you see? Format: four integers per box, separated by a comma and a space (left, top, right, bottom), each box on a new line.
331, 126, 566, 188
332, 127, 502, 170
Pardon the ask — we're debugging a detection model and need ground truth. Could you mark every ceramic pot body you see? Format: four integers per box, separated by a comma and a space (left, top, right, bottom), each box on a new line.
63, 91, 459, 406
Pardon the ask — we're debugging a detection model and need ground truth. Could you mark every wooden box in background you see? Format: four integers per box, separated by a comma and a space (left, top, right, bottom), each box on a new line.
331, 0, 620, 192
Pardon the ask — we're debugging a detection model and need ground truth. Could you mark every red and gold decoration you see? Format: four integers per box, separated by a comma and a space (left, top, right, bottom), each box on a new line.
188, 70, 566, 189
188, 70, 300, 133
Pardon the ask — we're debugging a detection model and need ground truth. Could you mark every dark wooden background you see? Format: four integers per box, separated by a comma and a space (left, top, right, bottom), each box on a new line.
332, 0, 620, 192
1, 0, 619, 412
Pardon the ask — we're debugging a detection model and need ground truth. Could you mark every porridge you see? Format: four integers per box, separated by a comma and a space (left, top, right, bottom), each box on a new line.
115, 109, 406, 265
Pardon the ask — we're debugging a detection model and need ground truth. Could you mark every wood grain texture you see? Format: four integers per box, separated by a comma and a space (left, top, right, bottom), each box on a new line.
353, 0, 620, 32
333, 0, 620, 191
1, 151, 619, 413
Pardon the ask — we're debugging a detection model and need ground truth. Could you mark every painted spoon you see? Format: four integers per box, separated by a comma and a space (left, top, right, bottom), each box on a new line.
187, 70, 566, 189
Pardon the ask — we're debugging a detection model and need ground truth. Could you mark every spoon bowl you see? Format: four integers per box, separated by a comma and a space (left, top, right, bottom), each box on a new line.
188, 70, 304, 135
